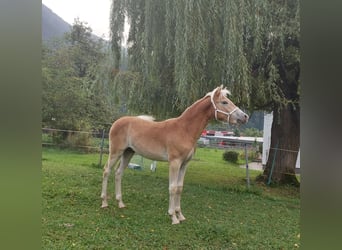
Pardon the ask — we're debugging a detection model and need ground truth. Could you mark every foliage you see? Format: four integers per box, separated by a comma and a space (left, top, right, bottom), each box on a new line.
233, 128, 241, 137
67, 134, 90, 149
65, 129, 93, 151
42, 19, 117, 131
110, 0, 299, 118
243, 127, 263, 137
112, 71, 143, 115
42, 147, 300, 249
50, 131, 93, 152
239, 148, 260, 162
223, 151, 239, 163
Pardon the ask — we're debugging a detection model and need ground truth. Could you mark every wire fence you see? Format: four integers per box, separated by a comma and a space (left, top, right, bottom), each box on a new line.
265, 146, 300, 182
198, 136, 260, 151
42, 127, 299, 187
42, 127, 108, 151
42, 127, 261, 166
42, 128, 261, 151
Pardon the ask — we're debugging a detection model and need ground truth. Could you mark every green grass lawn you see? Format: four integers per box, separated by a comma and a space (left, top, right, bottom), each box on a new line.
42, 147, 300, 249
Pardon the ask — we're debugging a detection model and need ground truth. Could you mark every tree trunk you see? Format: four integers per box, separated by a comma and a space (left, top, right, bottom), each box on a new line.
260, 104, 300, 186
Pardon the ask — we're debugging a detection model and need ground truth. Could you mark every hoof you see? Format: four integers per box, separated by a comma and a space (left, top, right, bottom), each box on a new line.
172, 220, 180, 225
171, 215, 180, 225
118, 202, 126, 208
101, 200, 108, 208
178, 216, 186, 222
177, 212, 186, 222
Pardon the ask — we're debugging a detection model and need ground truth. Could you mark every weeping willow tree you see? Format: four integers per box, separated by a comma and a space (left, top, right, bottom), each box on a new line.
110, 0, 300, 185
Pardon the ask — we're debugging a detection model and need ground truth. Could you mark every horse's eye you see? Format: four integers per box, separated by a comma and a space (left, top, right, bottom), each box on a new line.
221, 101, 228, 105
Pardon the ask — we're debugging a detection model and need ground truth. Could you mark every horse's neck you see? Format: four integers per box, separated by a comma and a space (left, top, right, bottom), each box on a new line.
178, 97, 213, 139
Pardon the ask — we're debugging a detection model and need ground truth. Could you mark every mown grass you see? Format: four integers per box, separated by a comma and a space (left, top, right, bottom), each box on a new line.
42, 147, 300, 249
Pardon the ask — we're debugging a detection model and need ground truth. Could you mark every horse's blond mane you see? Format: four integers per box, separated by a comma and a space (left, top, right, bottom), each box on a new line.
205, 85, 231, 98
137, 115, 155, 121
180, 86, 231, 115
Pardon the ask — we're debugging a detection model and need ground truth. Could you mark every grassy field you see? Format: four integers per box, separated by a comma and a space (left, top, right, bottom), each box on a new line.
42, 147, 300, 249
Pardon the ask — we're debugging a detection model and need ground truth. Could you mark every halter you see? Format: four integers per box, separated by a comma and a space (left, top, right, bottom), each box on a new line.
210, 93, 239, 123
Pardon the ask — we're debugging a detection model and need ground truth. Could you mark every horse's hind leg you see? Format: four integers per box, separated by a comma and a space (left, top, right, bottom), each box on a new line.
101, 153, 120, 208
115, 148, 135, 208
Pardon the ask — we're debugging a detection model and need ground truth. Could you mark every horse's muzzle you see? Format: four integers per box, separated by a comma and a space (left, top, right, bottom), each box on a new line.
235, 110, 249, 124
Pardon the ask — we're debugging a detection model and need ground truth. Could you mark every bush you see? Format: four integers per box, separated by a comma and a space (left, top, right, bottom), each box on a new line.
52, 131, 67, 145
240, 150, 260, 162
222, 151, 239, 163
52, 122, 94, 150
243, 127, 263, 137
65, 132, 92, 149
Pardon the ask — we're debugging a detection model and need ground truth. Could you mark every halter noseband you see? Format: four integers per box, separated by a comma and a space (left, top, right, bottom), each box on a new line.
210, 93, 239, 123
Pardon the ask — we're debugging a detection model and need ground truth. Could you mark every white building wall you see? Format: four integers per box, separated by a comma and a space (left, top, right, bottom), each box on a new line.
295, 150, 300, 168
262, 112, 300, 168
262, 112, 273, 165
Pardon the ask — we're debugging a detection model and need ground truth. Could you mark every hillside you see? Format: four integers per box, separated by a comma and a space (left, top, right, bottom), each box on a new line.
42, 4, 71, 41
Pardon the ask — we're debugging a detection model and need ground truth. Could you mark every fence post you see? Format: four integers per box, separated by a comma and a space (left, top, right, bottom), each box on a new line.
267, 140, 279, 186
245, 143, 250, 189
99, 129, 105, 167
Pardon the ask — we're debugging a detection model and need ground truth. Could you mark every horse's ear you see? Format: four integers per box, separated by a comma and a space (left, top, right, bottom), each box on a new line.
218, 85, 231, 96
213, 86, 222, 98
222, 87, 231, 96
206, 85, 229, 98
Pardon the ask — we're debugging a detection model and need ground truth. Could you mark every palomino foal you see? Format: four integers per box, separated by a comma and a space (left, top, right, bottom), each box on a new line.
101, 86, 248, 224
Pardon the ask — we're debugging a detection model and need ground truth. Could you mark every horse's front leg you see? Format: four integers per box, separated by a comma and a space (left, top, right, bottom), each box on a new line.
174, 161, 189, 222
175, 186, 186, 221
168, 160, 181, 224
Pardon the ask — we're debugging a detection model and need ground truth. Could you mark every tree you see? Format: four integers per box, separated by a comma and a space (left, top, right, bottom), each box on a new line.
247, 1, 300, 185
42, 19, 115, 132
110, 0, 300, 185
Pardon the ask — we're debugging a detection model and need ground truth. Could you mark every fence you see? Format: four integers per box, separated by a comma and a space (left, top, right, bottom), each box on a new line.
42, 127, 109, 166
264, 145, 300, 185
42, 128, 178, 169
42, 127, 300, 188
198, 136, 261, 150
42, 127, 261, 159
42, 127, 108, 150
42, 127, 264, 188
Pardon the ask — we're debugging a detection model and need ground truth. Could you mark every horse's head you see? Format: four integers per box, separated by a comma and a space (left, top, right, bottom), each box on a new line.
207, 86, 249, 124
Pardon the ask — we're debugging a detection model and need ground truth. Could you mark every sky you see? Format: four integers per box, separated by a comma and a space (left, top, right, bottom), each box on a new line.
42, 0, 112, 40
